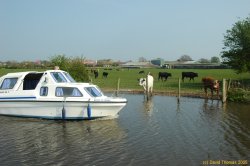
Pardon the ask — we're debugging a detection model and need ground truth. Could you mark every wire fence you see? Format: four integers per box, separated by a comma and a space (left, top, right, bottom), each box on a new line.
123, 77, 250, 102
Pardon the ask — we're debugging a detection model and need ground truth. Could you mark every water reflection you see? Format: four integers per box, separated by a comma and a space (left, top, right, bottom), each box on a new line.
143, 96, 154, 114
0, 117, 127, 165
202, 99, 221, 111
220, 102, 250, 158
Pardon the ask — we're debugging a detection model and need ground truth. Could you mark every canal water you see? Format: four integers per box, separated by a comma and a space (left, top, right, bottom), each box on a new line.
0, 94, 249, 166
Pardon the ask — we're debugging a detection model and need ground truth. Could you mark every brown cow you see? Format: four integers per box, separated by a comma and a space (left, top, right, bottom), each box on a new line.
202, 77, 220, 98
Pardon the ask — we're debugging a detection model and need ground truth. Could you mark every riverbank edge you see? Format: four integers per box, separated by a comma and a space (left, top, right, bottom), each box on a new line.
102, 88, 221, 100
103, 88, 250, 103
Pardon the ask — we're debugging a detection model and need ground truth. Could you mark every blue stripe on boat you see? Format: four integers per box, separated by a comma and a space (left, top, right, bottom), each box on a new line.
1, 114, 100, 120
0, 96, 36, 100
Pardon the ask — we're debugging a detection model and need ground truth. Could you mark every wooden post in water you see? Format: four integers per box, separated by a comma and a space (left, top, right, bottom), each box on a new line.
146, 75, 149, 101
222, 78, 227, 103
177, 78, 181, 103
227, 78, 231, 91
116, 78, 120, 97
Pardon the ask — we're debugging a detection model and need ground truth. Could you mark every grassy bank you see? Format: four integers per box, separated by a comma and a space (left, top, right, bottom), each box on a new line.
89, 68, 250, 91
1, 68, 250, 101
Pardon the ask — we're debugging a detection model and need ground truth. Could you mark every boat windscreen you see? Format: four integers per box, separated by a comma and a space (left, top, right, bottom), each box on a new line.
51, 72, 67, 83
85, 87, 102, 97
63, 72, 76, 82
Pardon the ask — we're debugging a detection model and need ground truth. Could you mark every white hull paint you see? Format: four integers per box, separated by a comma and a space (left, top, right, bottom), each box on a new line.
0, 100, 126, 119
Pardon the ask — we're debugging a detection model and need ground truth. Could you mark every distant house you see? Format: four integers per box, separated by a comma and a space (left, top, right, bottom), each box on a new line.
83, 59, 97, 66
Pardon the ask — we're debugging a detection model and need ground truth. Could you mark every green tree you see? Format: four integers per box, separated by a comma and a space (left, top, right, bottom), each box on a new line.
221, 16, 250, 73
211, 56, 220, 63
178, 55, 193, 61
50, 54, 70, 71
68, 57, 89, 82
50, 55, 89, 82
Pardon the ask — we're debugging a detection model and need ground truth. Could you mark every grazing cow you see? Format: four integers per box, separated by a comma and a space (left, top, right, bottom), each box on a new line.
102, 72, 109, 78
139, 70, 145, 74
138, 74, 154, 96
202, 77, 220, 98
158, 72, 172, 81
182, 72, 198, 82
93, 70, 99, 79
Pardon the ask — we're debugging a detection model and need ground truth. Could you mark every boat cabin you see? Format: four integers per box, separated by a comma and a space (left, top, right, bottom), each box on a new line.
0, 70, 104, 99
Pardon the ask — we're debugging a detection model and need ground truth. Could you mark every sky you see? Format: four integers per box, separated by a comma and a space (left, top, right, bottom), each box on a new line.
0, 0, 250, 62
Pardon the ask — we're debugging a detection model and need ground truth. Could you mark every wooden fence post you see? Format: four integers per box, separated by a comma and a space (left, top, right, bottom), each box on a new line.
116, 78, 120, 97
222, 78, 227, 103
227, 78, 231, 91
146, 75, 149, 101
177, 78, 181, 103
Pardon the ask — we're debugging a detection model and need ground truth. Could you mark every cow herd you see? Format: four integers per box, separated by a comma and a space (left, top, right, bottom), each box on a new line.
139, 71, 220, 98
89, 69, 220, 98
91, 69, 109, 79
157, 71, 198, 82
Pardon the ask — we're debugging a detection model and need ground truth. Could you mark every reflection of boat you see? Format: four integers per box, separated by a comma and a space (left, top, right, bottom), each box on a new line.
0, 70, 127, 120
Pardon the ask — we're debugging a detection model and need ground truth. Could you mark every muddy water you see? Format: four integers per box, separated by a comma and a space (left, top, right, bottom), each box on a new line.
0, 94, 249, 166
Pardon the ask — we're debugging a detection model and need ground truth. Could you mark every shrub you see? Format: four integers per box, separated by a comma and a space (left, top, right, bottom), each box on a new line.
68, 58, 89, 82
227, 88, 250, 103
50, 55, 89, 82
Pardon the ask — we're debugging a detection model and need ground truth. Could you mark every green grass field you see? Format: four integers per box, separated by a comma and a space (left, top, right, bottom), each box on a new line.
1, 68, 250, 94
89, 68, 250, 94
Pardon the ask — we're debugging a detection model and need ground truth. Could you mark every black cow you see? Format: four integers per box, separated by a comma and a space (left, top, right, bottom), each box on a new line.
102, 72, 109, 78
93, 70, 99, 79
139, 70, 145, 74
182, 72, 198, 82
158, 72, 172, 81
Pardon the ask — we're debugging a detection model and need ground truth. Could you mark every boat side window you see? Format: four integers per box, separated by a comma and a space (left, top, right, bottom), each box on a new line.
51, 72, 67, 83
23, 73, 43, 90
0, 78, 18, 90
55, 87, 82, 97
85, 87, 102, 97
40, 87, 48, 96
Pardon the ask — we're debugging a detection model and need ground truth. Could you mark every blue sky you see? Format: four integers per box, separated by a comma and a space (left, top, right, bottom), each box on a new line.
0, 0, 249, 62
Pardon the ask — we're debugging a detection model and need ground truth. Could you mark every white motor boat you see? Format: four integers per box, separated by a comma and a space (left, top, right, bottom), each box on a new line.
0, 70, 127, 120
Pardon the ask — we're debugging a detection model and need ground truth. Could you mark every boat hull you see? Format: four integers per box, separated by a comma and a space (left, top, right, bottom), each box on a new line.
0, 100, 127, 120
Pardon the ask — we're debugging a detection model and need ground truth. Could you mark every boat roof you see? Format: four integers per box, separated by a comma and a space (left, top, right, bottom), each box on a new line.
1, 70, 68, 77
0, 70, 95, 86
2, 71, 37, 77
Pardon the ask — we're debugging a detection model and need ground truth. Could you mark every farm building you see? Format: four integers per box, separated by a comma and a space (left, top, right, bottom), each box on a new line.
119, 60, 228, 69
164, 61, 228, 69
120, 61, 157, 68
151, 58, 165, 66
